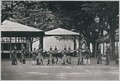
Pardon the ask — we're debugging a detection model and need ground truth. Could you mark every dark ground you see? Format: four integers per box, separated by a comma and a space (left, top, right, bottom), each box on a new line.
1, 58, 119, 80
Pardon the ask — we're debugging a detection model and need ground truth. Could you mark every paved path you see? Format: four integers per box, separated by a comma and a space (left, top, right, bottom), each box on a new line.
1, 58, 119, 80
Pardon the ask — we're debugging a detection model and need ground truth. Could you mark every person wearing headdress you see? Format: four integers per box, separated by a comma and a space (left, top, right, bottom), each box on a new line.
54, 46, 58, 64
11, 45, 17, 65
54, 46, 57, 51
85, 46, 90, 64
67, 46, 72, 64
97, 46, 102, 64
21, 44, 26, 64
105, 46, 110, 65
32, 48, 37, 65
81, 40, 87, 64
36, 45, 44, 65
47, 46, 53, 65
62, 45, 67, 65
77, 46, 83, 65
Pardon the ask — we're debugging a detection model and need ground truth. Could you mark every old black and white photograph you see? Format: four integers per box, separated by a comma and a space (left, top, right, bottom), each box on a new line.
1, 0, 119, 80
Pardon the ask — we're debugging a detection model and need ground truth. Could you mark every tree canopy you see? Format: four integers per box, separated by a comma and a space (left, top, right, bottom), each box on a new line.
1, 1, 119, 56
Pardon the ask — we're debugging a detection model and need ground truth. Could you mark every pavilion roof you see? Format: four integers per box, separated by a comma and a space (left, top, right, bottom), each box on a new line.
1, 20, 44, 37
45, 28, 80, 36
1, 20, 43, 32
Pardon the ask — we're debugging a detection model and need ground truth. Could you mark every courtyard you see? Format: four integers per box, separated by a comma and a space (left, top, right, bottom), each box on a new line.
1, 58, 119, 80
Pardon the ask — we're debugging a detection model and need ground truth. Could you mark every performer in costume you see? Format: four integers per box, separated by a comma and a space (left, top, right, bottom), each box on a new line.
11, 45, 17, 65
36, 47, 44, 65
54, 46, 58, 64
62, 45, 67, 65
97, 46, 102, 64
77, 46, 82, 65
21, 44, 26, 64
105, 46, 110, 65
47, 46, 53, 65
67, 46, 72, 64
32, 48, 37, 65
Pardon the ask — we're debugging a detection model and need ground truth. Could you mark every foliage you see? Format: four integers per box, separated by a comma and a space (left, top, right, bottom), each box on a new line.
1, 1, 119, 55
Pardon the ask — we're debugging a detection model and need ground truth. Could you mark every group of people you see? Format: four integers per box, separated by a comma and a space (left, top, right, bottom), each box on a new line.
11, 42, 110, 66
31, 45, 73, 65
11, 44, 91, 66
11, 44, 26, 65
97, 46, 110, 65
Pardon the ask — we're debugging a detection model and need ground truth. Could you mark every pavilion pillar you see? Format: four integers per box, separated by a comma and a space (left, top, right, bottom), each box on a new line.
10, 37, 12, 59
15, 37, 17, 43
26, 37, 30, 58
73, 36, 76, 50
39, 36, 43, 49
73, 36, 77, 56
1, 37, 3, 53
78, 36, 81, 48
30, 37, 32, 52
21, 37, 22, 56
18, 37, 20, 43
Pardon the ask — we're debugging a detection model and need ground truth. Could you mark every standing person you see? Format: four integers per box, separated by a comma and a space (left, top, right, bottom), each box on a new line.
81, 41, 87, 65
11, 45, 17, 65
97, 46, 102, 64
47, 46, 53, 65
62, 45, 67, 65
54, 46, 58, 64
32, 48, 37, 65
67, 46, 72, 64
36, 47, 44, 65
21, 44, 26, 64
85, 46, 90, 64
77, 46, 82, 65
55, 46, 57, 50
105, 46, 110, 65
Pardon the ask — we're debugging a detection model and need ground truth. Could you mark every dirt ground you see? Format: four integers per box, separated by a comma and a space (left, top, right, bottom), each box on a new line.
1, 58, 119, 80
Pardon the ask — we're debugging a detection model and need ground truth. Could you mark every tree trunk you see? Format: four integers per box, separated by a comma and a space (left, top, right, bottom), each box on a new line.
86, 40, 90, 50
30, 42, 32, 52
91, 41, 99, 57
109, 25, 115, 60
73, 36, 76, 50
91, 42, 96, 57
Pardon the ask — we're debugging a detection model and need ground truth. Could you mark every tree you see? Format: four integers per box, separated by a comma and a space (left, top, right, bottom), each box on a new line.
2, 1, 119, 58
82, 1, 119, 60
46, 1, 104, 55
47, 1, 119, 59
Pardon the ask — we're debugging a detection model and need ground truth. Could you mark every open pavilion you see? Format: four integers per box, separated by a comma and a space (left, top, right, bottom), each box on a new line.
45, 27, 80, 51
1, 20, 44, 58
1, 20, 80, 58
